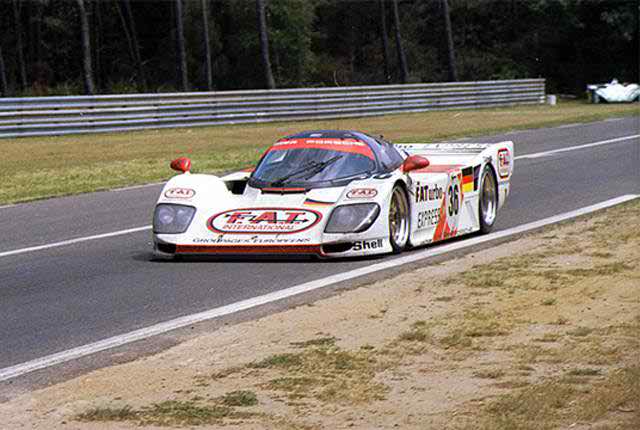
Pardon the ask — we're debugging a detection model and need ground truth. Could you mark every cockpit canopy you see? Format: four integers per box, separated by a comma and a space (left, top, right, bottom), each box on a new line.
249, 130, 404, 188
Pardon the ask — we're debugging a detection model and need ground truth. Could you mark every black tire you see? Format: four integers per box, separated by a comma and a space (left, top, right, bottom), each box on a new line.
479, 165, 498, 234
388, 184, 410, 253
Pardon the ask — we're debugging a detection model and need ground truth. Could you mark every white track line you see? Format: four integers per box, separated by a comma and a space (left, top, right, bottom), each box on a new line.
0, 194, 637, 382
515, 134, 639, 160
1, 133, 637, 259
555, 123, 582, 129
0, 226, 151, 258
111, 182, 165, 192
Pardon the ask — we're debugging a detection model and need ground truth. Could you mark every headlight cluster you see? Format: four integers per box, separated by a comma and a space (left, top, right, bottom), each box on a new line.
324, 203, 380, 233
153, 204, 196, 234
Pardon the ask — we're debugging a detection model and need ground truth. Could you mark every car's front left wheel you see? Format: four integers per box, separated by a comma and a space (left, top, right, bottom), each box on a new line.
389, 184, 410, 253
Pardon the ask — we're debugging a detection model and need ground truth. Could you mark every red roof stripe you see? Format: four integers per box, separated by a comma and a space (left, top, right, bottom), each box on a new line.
267, 138, 375, 160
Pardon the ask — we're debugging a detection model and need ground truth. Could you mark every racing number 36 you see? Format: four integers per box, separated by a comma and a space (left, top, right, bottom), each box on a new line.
448, 183, 460, 217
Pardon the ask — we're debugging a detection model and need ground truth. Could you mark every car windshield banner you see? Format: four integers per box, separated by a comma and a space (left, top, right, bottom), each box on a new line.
268, 138, 375, 159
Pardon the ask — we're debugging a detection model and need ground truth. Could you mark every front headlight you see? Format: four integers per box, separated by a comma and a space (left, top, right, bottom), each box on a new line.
153, 204, 196, 234
324, 203, 380, 233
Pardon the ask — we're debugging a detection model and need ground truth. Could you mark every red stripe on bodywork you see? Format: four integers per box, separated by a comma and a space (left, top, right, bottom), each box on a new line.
412, 164, 463, 173
267, 138, 375, 159
175, 244, 322, 255
432, 199, 448, 241
432, 183, 459, 242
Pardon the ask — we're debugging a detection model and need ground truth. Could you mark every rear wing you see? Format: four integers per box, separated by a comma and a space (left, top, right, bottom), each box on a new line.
395, 141, 512, 156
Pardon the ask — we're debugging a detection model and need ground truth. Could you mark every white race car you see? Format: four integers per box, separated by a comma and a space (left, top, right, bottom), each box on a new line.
152, 130, 513, 258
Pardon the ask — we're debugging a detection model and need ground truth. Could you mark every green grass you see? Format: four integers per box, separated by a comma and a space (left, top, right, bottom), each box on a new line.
567, 327, 593, 337
76, 405, 137, 422
218, 390, 259, 407
253, 346, 389, 404
566, 368, 601, 377
471, 366, 640, 430
139, 400, 237, 426
249, 353, 304, 370
76, 400, 254, 426
1, 100, 637, 204
290, 336, 337, 348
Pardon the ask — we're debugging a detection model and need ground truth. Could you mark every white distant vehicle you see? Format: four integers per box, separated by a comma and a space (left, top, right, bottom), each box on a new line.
152, 130, 513, 258
589, 79, 640, 103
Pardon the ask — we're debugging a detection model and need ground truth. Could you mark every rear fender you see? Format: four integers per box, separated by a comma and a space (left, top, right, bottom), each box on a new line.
480, 141, 513, 210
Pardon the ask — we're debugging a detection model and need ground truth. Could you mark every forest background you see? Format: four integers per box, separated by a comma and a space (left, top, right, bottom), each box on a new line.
0, 0, 637, 97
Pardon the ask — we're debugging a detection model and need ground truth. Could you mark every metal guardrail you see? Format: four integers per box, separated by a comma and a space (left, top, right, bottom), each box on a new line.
0, 79, 545, 138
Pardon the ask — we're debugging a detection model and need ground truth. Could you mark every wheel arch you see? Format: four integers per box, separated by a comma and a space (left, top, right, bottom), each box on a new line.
484, 161, 499, 197
387, 178, 412, 253
478, 161, 499, 233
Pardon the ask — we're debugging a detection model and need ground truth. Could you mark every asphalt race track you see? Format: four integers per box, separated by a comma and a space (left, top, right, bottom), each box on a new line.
0, 116, 638, 382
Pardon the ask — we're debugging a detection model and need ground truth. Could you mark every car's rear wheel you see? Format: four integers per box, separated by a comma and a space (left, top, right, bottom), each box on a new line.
389, 184, 410, 253
479, 165, 498, 233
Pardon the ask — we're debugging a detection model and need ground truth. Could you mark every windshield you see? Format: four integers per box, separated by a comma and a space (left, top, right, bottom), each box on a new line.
251, 138, 377, 187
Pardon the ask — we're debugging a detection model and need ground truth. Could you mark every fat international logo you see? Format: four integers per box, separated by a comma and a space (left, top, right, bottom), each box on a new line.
346, 188, 378, 199
208, 208, 322, 234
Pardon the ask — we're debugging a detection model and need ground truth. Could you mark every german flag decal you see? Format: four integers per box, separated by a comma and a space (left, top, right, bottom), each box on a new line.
303, 199, 333, 207
473, 165, 481, 191
461, 166, 474, 193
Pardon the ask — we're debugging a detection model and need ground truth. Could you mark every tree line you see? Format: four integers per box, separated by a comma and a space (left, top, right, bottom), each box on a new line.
0, 0, 637, 97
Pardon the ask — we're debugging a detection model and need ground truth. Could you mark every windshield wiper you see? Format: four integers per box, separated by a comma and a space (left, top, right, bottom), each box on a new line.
269, 155, 343, 187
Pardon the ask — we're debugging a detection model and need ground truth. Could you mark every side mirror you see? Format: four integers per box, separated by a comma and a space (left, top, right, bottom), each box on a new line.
170, 157, 191, 173
402, 155, 429, 173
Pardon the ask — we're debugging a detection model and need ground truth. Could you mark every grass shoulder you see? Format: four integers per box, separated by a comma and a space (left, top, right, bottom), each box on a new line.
1, 100, 637, 204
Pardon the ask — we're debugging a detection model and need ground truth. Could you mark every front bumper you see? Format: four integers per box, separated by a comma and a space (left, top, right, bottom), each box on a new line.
153, 236, 390, 259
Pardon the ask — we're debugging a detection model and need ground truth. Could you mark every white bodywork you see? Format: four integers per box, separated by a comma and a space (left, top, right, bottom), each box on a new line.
589, 79, 640, 102
153, 141, 513, 258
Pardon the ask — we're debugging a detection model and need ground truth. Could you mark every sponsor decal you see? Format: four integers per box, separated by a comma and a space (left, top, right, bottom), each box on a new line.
461, 166, 474, 194
498, 148, 511, 178
352, 238, 384, 251
268, 138, 375, 159
396, 143, 489, 153
414, 182, 444, 203
164, 187, 196, 199
346, 188, 378, 199
208, 208, 322, 234
177, 244, 321, 255
417, 208, 440, 229
193, 236, 312, 245
432, 175, 462, 242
